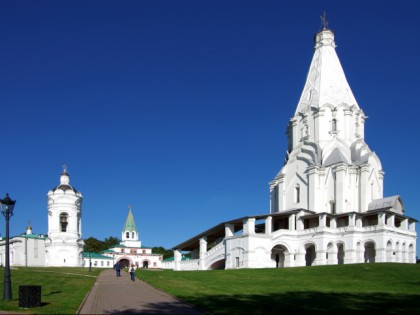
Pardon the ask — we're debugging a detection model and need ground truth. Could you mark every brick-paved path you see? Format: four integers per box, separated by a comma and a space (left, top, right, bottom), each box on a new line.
77, 269, 207, 314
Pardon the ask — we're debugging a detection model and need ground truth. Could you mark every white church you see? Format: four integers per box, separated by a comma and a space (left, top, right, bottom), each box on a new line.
0, 167, 162, 269
165, 24, 417, 271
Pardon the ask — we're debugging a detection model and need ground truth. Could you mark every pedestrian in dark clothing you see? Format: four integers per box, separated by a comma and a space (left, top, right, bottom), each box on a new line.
130, 266, 136, 281
114, 261, 121, 277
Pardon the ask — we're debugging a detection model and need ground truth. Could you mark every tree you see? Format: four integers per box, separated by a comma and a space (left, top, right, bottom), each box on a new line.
104, 236, 120, 250
152, 246, 173, 259
84, 236, 121, 253
83, 237, 103, 253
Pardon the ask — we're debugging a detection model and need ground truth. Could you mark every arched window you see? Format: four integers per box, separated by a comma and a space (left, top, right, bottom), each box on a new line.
132, 232, 135, 239
331, 119, 337, 132
60, 213, 68, 232
126, 232, 130, 239
295, 184, 300, 204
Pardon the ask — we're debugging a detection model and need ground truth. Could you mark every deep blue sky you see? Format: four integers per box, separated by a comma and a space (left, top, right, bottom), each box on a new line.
1, 1, 419, 251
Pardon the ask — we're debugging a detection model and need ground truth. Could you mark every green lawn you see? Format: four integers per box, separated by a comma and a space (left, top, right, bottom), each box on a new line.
0, 264, 419, 314
0, 267, 101, 314
138, 263, 420, 314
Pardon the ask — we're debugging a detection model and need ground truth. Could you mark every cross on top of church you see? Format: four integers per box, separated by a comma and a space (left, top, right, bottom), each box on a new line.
62, 164, 68, 174
321, 11, 328, 30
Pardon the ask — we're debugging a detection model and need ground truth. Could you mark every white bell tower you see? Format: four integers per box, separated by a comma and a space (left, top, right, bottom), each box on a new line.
45, 165, 84, 266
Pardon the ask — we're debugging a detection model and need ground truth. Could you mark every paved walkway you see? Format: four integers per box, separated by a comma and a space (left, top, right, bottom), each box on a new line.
77, 269, 208, 314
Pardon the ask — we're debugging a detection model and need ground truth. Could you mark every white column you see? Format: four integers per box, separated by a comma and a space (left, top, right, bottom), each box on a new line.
335, 163, 347, 214
225, 224, 234, 237
296, 213, 304, 231
199, 237, 207, 270
330, 217, 337, 229
243, 218, 256, 235
308, 166, 319, 211
401, 218, 408, 230
265, 216, 272, 235
359, 164, 370, 212
174, 250, 181, 271
409, 220, 416, 232
319, 213, 326, 228
349, 213, 356, 227
378, 212, 386, 226
356, 216, 362, 228
277, 175, 286, 212
387, 214, 395, 227
289, 214, 296, 230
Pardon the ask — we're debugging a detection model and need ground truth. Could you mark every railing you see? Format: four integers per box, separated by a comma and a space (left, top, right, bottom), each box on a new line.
179, 259, 200, 271
205, 242, 224, 259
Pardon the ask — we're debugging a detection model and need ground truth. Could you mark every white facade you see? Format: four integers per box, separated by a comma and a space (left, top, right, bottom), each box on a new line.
0, 226, 47, 267
45, 167, 84, 267
0, 168, 163, 269
97, 208, 163, 269
170, 25, 417, 271
0, 168, 84, 268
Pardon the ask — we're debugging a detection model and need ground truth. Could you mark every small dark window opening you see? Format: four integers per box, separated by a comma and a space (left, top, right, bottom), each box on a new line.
60, 213, 68, 232
332, 119, 337, 132
295, 184, 300, 203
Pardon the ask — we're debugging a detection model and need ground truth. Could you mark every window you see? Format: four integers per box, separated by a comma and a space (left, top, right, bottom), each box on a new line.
60, 213, 68, 232
331, 119, 337, 132
132, 232, 135, 239
126, 232, 130, 239
295, 184, 300, 204
330, 201, 336, 214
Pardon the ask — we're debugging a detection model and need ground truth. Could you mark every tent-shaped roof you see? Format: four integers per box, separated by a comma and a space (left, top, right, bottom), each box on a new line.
294, 27, 359, 116
123, 208, 138, 232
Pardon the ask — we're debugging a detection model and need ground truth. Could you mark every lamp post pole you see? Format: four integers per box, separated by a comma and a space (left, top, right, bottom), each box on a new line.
89, 246, 92, 272
1, 193, 16, 301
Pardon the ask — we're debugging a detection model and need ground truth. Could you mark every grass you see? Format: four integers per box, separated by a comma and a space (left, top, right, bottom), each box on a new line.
0, 264, 419, 314
138, 263, 420, 314
0, 267, 101, 314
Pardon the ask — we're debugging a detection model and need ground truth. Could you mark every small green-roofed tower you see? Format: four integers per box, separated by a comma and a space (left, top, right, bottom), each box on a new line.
121, 205, 141, 248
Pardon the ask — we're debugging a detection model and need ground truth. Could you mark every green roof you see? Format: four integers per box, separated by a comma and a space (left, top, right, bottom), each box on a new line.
83, 252, 113, 260
163, 256, 192, 261
19, 234, 47, 239
123, 209, 138, 232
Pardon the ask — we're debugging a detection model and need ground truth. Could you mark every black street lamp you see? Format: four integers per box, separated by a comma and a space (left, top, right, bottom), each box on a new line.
89, 246, 92, 272
1, 193, 16, 301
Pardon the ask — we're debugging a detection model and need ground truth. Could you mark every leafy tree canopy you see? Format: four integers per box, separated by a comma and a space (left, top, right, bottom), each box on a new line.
83, 236, 120, 253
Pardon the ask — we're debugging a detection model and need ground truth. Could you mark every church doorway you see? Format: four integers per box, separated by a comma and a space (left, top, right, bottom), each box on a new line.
364, 242, 376, 263
142, 260, 149, 268
305, 244, 316, 266
271, 245, 287, 268
119, 259, 130, 269
337, 243, 345, 264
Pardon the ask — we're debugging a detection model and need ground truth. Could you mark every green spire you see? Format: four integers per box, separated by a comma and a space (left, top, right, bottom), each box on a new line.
123, 206, 138, 232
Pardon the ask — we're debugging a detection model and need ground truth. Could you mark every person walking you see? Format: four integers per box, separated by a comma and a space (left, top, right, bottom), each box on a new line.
129, 265, 136, 281
114, 261, 121, 277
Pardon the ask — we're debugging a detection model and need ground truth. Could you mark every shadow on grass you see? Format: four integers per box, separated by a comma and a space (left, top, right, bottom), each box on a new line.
86, 291, 420, 315
177, 291, 420, 315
